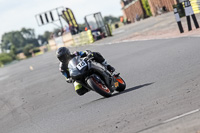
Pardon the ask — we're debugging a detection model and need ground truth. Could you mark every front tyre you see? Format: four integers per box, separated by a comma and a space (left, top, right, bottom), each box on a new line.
115, 76, 126, 92
87, 74, 112, 97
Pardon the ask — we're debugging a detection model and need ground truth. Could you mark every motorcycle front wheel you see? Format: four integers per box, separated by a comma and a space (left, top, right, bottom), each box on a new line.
115, 75, 126, 92
87, 74, 112, 98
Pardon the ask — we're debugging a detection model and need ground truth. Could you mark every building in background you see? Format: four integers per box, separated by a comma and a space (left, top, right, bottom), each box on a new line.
148, 0, 176, 16
121, 0, 177, 23
121, 0, 145, 23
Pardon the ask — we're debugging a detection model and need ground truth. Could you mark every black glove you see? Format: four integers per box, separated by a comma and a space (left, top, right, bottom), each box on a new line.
66, 78, 73, 83
86, 50, 93, 59
85, 50, 92, 55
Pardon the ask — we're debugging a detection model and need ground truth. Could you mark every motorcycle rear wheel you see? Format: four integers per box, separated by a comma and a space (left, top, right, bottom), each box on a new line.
87, 74, 112, 97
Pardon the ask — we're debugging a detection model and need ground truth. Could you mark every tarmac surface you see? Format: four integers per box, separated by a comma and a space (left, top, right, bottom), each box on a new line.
1, 12, 200, 133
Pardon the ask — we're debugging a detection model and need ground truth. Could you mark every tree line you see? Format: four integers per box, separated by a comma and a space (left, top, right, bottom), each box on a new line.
0, 28, 51, 67
1, 28, 51, 54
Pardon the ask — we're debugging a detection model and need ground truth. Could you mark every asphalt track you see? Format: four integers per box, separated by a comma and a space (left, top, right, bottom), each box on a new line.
0, 37, 200, 133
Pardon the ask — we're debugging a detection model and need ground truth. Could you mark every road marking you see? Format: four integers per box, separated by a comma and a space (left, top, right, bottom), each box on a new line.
0, 75, 9, 81
113, 30, 125, 35
29, 66, 34, 71
163, 109, 200, 123
93, 36, 199, 46
93, 37, 181, 46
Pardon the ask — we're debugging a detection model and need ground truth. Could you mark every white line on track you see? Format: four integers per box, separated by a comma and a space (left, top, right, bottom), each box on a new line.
112, 30, 125, 35
0, 75, 9, 81
93, 36, 199, 46
93, 37, 182, 46
163, 109, 200, 123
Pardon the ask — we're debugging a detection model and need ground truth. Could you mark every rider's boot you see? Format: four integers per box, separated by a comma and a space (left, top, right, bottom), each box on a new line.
102, 60, 115, 73
74, 81, 89, 96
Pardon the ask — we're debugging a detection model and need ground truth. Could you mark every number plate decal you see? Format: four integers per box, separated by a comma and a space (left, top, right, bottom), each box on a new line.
77, 61, 87, 70
114, 82, 119, 87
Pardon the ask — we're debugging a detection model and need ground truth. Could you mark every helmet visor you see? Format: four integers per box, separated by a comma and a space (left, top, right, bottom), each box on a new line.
58, 54, 70, 63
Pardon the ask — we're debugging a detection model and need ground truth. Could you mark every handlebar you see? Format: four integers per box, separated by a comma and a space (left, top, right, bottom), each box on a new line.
82, 56, 94, 62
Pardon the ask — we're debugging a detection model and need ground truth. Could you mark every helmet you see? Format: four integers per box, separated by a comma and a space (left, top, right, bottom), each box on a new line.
56, 47, 71, 63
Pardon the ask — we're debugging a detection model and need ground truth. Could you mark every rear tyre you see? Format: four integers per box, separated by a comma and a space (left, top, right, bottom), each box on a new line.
115, 76, 126, 92
87, 74, 112, 97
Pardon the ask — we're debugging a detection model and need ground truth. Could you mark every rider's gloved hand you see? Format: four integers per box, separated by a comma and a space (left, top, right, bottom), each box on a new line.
85, 50, 92, 54
66, 78, 73, 83
87, 53, 93, 59
86, 50, 93, 59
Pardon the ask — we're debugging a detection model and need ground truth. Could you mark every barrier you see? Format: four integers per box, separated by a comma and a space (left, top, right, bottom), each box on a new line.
48, 39, 57, 50
174, 7, 184, 33
48, 30, 94, 50
108, 24, 112, 36
174, 0, 199, 33
72, 30, 94, 46
48, 33, 74, 50
62, 33, 74, 47
184, 0, 199, 31
190, 0, 200, 13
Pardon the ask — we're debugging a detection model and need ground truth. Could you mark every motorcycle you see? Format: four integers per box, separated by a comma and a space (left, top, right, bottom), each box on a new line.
68, 55, 126, 97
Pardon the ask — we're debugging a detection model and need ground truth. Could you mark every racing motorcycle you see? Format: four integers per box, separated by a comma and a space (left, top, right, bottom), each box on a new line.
68, 54, 126, 97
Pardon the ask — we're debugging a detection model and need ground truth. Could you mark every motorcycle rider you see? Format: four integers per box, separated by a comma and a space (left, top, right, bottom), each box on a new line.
56, 47, 115, 96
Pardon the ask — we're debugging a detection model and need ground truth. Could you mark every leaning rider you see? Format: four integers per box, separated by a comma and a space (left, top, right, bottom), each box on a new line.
56, 47, 115, 96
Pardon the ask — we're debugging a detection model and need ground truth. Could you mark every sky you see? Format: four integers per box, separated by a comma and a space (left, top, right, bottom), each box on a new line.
0, 0, 122, 40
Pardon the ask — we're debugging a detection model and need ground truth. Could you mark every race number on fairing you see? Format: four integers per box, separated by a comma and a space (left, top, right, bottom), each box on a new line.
76, 61, 87, 70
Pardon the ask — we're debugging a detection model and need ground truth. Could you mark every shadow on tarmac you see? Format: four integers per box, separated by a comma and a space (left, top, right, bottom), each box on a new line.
112, 82, 154, 97
89, 82, 154, 102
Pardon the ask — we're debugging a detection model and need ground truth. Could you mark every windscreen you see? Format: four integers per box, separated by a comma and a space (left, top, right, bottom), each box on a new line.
68, 56, 81, 70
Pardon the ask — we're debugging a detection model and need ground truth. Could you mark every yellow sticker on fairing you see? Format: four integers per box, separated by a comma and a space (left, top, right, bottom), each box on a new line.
114, 82, 119, 87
